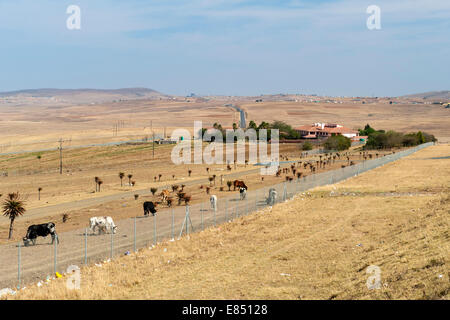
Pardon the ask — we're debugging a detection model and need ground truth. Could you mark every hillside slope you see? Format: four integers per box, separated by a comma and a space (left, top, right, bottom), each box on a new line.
403, 91, 450, 101
7, 145, 450, 300
0, 88, 168, 105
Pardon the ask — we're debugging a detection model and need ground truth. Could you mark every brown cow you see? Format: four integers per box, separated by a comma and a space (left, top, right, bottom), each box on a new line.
233, 180, 248, 191
159, 189, 170, 204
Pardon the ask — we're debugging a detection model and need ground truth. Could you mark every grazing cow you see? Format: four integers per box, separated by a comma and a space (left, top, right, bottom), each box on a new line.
89, 216, 117, 235
23, 222, 59, 246
233, 180, 248, 191
239, 187, 247, 200
143, 201, 158, 216
159, 189, 170, 204
210, 195, 217, 211
266, 188, 277, 206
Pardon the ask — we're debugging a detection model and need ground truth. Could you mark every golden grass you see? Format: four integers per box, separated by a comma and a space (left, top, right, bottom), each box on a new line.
6, 145, 449, 300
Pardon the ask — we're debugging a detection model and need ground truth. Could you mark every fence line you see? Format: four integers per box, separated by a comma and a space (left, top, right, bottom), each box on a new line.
0, 142, 433, 290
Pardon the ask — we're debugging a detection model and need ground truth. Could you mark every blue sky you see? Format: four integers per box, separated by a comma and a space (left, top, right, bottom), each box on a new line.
0, 0, 449, 96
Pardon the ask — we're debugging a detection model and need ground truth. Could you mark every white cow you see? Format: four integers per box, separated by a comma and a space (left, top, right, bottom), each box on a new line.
210, 195, 217, 211
239, 187, 247, 200
267, 188, 277, 206
89, 216, 117, 235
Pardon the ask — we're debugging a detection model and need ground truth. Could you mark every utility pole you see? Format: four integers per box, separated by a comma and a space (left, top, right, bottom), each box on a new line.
58, 139, 63, 175
152, 131, 155, 159
58, 138, 71, 175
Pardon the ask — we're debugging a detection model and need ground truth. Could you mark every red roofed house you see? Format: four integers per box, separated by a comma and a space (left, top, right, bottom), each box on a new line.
295, 123, 359, 139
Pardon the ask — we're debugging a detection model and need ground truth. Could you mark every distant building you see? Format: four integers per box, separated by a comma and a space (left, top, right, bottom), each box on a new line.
156, 138, 178, 145
295, 123, 359, 139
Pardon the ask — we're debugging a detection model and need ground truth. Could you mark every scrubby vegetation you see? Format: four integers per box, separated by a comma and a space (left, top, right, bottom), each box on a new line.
360, 124, 437, 150
323, 135, 351, 151
200, 120, 301, 141
301, 142, 313, 151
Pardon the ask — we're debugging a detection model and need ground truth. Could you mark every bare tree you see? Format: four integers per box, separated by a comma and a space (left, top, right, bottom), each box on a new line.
119, 172, 125, 187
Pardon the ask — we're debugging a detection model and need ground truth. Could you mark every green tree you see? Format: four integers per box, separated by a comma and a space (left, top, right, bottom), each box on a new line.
270, 121, 300, 139
258, 121, 270, 130
324, 135, 351, 151
302, 142, 313, 151
417, 131, 426, 144
3, 192, 26, 239
359, 124, 376, 136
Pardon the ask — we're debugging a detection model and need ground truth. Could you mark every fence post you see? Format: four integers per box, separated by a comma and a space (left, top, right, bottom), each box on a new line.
246, 195, 248, 215
17, 242, 21, 290
110, 231, 114, 259
154, 214, 157, 245
185, 206, 189, 235
214, 205, 216, 226
54, 237, 58, 274
225, 199, 228, 222
201, 203, 204, 230
84, 228, 88, 265
283, 182, 287, 201
171, 208, 174, 240
134, 217, 137, 252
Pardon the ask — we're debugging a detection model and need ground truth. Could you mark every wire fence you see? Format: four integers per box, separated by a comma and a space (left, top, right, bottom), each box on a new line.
0, 142, 433, 290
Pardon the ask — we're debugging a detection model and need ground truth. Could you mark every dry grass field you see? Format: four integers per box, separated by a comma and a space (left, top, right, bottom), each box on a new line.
8, 144, 449, 300
1, 96, 449, 155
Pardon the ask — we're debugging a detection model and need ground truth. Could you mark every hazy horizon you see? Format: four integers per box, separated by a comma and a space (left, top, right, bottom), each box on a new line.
0, 86, 448, 98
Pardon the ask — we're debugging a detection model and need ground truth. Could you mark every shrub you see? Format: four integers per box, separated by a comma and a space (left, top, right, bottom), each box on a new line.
302, 142, 313, 151
324, 135, 351, 151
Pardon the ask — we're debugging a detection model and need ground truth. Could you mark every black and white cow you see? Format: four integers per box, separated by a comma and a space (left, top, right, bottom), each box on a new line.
23, 222, 59, 246
143, 201, 158, 216
239, 187, 247, 200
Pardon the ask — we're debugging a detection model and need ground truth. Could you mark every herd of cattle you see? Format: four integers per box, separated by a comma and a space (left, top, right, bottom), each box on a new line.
22, 179, 279, 247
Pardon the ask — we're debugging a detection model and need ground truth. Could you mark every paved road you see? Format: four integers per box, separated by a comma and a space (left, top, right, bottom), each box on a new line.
226, 104, 246, 128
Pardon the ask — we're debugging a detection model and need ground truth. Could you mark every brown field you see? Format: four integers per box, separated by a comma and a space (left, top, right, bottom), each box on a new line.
7, 144, 449, 300
1, 96, 449, 155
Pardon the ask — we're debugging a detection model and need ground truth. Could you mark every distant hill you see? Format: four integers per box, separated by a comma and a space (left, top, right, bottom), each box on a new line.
402, 91, 450, 101
0, 88, 169, 105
